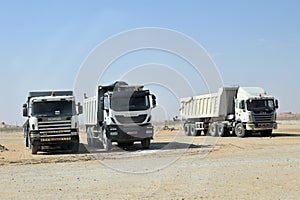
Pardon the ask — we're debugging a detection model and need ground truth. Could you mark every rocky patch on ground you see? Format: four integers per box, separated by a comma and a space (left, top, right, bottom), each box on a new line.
0, 144, 8, 152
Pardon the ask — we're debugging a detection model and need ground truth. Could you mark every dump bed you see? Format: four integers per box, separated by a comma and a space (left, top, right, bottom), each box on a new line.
83, 96, 98, 126
180, 87, 238, 120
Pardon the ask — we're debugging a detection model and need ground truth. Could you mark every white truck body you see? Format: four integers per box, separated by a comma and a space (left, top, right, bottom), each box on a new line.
180, 87, 278, 137
83, 81, 156, 150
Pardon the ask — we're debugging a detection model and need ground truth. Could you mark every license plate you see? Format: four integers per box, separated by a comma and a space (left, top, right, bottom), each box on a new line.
127, 131, 138, 135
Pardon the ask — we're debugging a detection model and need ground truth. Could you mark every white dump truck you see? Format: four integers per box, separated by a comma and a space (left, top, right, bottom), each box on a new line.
83, 81, 156, 150
180, 87, 279, 137
23, 91, 82, 154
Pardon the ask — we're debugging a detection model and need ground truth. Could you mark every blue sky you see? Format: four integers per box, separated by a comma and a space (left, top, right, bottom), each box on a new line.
0, 0, 299, 124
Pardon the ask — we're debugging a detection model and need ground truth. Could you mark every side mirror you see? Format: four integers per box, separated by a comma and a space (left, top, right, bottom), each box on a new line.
77, 103, 83, 115
151, 95, 157, 108
23, 104, 28, 117
275, 99, 279, 109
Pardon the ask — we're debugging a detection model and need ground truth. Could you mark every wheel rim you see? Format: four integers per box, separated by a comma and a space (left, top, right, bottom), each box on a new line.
236, 124, 244, 136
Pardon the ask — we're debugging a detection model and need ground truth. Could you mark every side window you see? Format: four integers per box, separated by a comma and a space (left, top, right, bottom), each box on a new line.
239, 100, 245, 109
268, 100, 274, 108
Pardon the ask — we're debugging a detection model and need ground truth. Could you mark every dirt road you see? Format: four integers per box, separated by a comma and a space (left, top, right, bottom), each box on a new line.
0, 120, 299, 199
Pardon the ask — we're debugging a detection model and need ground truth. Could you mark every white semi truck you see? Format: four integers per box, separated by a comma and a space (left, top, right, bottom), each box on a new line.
180, 87, 279, 137
23, 91, 82, 154
83, 81, 156, 150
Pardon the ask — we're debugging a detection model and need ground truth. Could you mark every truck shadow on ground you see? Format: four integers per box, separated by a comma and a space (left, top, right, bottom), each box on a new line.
270, 133, 300, 137
244, 132, 300, 138
84, 142, 212, 153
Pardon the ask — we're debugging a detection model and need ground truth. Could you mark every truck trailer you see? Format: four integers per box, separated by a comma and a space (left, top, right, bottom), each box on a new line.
83, 81, 156, 150
180, 87, 279, 137
23, 91, 82, 154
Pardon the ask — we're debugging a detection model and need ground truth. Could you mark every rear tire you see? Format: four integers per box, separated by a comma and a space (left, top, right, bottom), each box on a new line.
141, 138, 151, 149
217, 123, 225, 137
190, 124, 197, 136
209, 123, 218, 137
87, 127, 92, 146
184, 123, 190, 136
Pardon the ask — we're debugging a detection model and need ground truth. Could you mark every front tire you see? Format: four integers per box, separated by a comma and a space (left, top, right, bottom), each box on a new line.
103, 129, 112, 151
235, 123, 247, 137
261, 130, 272, 137
72, 141, 79, 153
141, 138, 151, 149
30, 143, 38, 155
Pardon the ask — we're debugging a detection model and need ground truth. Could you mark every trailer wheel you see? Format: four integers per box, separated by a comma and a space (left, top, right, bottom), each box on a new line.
235, 123, 246, 137
209, 123, 218, 137
190, 124, 197, 136
141, 138, 151, 149
184, 123, 190, 136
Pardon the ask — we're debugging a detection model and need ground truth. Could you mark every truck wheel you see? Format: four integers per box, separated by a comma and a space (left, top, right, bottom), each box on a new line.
261, 130, 272, 137
217, 123, 225, 137
25, 135, 29, 147
196, 130, 202, 136
141, 138, 151, 149
72, 141, 79, 153
30, 143, 38, 155
235, 123, 246, 137
184, 123, 190, 136
87, 127, 92, 146
209, 123, 217, 137
103, 130, 112, 151
190, 124, 197, 136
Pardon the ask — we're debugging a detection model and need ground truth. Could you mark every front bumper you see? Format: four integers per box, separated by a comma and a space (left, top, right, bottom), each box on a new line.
246, 122, 277, 131
107, 124, 154, 142
30, 130, 79, 146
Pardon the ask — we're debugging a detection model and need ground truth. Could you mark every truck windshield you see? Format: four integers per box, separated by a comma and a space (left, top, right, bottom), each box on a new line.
31, 101, 74, 117
247, 99, 275, 112
111, 92, 150, 111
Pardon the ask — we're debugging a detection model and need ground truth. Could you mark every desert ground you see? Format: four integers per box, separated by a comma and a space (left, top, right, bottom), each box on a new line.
0, 120, 299, 199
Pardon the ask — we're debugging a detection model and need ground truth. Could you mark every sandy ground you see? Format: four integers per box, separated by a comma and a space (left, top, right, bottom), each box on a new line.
0, 120, 299, 199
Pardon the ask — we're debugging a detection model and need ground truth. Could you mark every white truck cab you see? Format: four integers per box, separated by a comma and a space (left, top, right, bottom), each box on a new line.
23, 91, 82, 154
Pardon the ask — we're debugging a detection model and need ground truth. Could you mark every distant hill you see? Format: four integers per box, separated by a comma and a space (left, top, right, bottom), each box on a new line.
277, 112, 300, 120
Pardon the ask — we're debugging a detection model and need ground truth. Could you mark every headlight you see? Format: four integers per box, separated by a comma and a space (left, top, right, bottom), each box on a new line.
248, 113, 253, 122
110, 132, 118, 136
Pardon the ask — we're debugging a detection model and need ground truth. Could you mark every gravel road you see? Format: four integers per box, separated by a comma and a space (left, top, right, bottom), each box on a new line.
0, 120, 299, 199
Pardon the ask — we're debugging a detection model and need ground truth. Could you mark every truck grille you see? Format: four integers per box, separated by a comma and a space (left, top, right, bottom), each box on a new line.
115, 115, 147, 124
38, 120, 72, 135
253, 114, 272, 122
